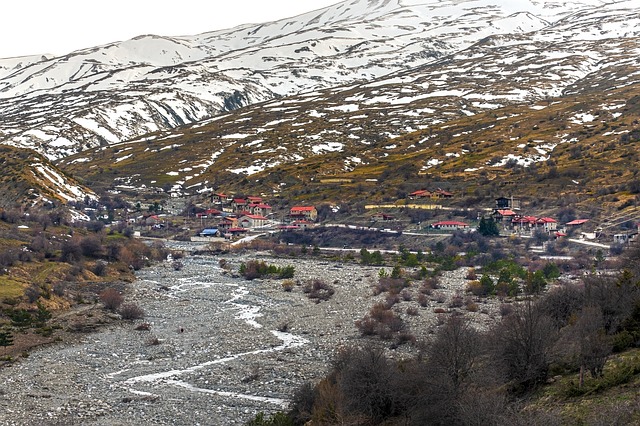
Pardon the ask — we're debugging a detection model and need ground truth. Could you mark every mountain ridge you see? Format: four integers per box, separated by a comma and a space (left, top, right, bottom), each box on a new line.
0, 0, 615, 159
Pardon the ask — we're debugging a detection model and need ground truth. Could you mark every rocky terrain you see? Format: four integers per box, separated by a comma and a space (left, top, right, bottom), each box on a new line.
0, 248, 503, 425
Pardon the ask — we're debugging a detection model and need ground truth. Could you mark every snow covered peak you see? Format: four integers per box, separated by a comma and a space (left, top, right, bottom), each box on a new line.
0, 0, 638, 162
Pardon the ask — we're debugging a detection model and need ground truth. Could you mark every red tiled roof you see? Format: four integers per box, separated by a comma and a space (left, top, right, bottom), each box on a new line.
248, 203, 272, 209
410, 190, 431, 196
496, 209, 516, 216
242, 215, 268, 220
512, 216, 537, 224
228, 227, 248, 232
537, 217, 557, 223
291, 206, 316, 212
233, 198, 247, 204
566, 219, 589, 226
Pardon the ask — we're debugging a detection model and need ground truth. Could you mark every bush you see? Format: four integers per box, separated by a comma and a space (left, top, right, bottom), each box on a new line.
100, 288, 124, 311
93, 261, 108, 277
355, 303, 406, 341
61, 239, 83, 262
375, 277, 408, 295
119, 303, 145, 320
239, 260, 295, 280
303, 279, 335, 302
24, 285, 40, 303
282, 280, 295, 292
417, 294, 429, 307
80, 235, 103, 258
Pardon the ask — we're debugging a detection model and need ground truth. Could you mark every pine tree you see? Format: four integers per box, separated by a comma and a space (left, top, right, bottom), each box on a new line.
478, 216, 500, 236
0, 329, 14, 348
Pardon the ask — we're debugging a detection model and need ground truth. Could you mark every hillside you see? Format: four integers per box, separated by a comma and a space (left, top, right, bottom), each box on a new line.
0, 0, 622, 159
0, 145, 95, 210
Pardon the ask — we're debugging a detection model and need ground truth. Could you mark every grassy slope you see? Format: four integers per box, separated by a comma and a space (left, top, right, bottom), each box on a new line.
60, 82, 640, 223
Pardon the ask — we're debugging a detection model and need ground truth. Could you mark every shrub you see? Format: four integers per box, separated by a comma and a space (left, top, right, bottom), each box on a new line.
375, 277, 408, 295
7, 309, 32, 328
172, 261, 184, 271
449, 293, 464, 308
61, 239, 82, 262
24, 285, 40, 303
93, 261, 108, 277
466, 267, 477, 280
465, 299, 479, 312
282, 280, 295, 292
52, 282, 65, 297
80, 235, 103, 258
239, 260, 295, 280
119, 303, 145, 320
303, 279, 335, 302
100, 288, 124, 311
355, 303, 406, 340
417, 294, 429, 307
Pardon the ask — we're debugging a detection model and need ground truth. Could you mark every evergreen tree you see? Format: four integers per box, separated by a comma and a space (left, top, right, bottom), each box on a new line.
0, 329, 13, 348
478, 216, 500, 236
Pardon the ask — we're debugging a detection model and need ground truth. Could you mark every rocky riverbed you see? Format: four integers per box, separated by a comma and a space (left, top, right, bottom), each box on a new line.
0, 251, 503, 425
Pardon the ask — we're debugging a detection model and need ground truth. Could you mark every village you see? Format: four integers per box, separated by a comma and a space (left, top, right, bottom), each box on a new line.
115, 187, 640, 250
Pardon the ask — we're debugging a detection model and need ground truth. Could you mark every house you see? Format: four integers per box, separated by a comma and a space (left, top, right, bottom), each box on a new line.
434, 189, 453, 199
231, 198, 248, 211
218, 217, 239, 231
212, 193, 228, 204
293, 220, 314, 229
371, 213, 395, 221
511, 215, 537, 230
495, 197, 511, 209
290, 206, 318, 221
614, 233, 631, 244
495, 196, 520, 210
566, 219, 589, 227
431, 221, 469, 230
248, 203, 272, 216
196, 208, 222, 218
199, 228, 220, 237
226, 227, 249, 238
247, 196, 263, 204
493, 209, 517, 222
239, 214, 269, 229
409, 190, 432, 199
536, 217, 558, 232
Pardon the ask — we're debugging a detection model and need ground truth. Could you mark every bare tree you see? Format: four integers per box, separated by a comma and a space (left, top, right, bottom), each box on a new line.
427, 315, 482, 398
566, 306, 611, 386
492, 299, 557, 393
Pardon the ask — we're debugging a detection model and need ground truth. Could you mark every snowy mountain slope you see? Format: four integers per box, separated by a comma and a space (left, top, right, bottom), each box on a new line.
58, 0, 640, 202
0, 145, 95, 210
0, 0, 610, 160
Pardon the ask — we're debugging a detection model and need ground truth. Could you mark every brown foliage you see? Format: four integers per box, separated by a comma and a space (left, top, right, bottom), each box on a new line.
99, 288, 123, 311
303, 279, 335, 302
119, 303, 145, 320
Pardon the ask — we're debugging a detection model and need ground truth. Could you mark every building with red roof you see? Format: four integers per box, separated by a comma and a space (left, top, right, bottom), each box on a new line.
431, 221, 469, 230
289, 206, 318, 221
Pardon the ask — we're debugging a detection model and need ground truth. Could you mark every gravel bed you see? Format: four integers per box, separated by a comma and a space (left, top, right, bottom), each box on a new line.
0, 251, 503, 425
